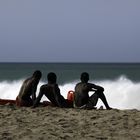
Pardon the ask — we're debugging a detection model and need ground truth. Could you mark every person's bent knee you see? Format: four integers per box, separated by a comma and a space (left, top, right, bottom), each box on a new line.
95, 90, 104, 97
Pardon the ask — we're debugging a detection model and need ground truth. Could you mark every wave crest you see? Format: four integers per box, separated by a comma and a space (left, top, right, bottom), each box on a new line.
0, 76, 140, 110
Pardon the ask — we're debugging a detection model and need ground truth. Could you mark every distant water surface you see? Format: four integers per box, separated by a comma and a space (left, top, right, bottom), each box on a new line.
0, 63, 140, 83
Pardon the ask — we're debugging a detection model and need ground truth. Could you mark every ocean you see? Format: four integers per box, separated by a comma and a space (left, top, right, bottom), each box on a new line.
0, 63, 140, 110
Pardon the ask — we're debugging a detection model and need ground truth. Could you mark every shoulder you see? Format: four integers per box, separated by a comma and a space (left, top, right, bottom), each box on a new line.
87, 82, 94, 85
21, 78, 32, 87
40, 84, 47, 89
75, 82, 81, 86
75, 82, 84, 90
76, 82, 89, 87
40, 83, 57, 89
87, 82, 96, 88
24, 77, 34, 84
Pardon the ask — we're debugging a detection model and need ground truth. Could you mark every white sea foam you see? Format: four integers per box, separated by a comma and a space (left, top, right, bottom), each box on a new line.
0, 76, 140, 110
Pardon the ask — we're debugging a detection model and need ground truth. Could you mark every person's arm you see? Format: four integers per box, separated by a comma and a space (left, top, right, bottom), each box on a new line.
53, 84, 66, 107
33, 86, 44, 108
89, 83, 104, 92
32, 89, 36, 101
31, 80, 37, 102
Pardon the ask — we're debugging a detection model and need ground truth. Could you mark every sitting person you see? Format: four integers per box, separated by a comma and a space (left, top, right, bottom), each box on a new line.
16, 70, 42, 107
33, 72, 73, 108
74, 72, 112, 110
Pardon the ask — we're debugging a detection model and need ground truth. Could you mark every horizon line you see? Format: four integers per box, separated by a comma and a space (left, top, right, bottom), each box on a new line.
0, 61, 140, 64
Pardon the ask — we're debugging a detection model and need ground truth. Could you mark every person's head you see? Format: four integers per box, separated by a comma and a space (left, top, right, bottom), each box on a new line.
47, 72, 57, 83
33, 70, 42, 80
80, 72, 89, 83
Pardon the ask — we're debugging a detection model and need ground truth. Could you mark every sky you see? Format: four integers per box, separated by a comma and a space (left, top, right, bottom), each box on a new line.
0, 0, 140, 63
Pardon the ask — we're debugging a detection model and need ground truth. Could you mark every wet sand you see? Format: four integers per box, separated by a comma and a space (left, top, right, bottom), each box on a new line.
0, 105, 140, 140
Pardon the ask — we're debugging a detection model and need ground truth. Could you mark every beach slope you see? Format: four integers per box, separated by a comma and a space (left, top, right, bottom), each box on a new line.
0, 105, 140, 140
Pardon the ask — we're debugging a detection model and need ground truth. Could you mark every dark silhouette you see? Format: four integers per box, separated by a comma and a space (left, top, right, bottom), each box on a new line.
33, 72, 73, 108
16, 70, 42, 107
74, 72, 112, 109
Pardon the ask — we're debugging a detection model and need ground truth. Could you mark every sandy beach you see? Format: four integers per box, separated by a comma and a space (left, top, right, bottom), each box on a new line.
0, 105, 140, 140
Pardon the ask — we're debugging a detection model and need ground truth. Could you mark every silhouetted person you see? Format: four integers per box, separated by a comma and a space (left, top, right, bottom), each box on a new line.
16, 70, 42, 107
74, 72, 112, 110
33, 72, 73, 108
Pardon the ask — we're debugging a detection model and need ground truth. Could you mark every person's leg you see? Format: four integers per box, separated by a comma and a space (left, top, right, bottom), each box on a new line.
16, 96, 32, 107
86, 93, 98, 109
95, 90, 112, 110
44, 92, 59, 107
26, 97, 33, 107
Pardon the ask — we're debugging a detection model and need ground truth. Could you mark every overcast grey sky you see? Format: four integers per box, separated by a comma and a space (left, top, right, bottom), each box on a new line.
0, 0, 140, 62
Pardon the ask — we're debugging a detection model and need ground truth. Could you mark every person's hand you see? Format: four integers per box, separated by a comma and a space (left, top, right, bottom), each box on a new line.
99, 87, 104, 92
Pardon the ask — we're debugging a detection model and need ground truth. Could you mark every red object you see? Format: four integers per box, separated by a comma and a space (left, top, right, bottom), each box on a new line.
0, 99, 16, 105
0, 98, 52, 107
67, 90, 74, 102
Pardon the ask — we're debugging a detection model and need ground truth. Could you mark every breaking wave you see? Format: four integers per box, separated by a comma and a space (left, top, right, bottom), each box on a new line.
0, 76, 140, 110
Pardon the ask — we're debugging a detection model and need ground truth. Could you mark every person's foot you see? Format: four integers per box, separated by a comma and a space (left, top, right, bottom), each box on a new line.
85, 104, 97, 110
106, 107, 112, 110
99, 105, 104, 110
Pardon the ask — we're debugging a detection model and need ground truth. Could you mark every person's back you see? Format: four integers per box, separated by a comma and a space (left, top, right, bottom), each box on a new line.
74, 82, 89, 107
33, 72, 73, 108
18, 77, 34, 99
16, 70, 42, 107
40, 83, 66, 107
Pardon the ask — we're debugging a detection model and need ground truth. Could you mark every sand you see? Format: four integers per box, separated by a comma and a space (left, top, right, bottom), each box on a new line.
0, 105, 140, 140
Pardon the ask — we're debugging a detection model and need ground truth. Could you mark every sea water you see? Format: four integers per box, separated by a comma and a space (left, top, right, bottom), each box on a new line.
0, 63, 140, 110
